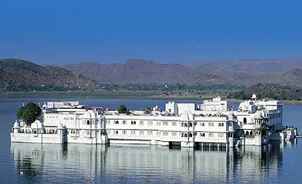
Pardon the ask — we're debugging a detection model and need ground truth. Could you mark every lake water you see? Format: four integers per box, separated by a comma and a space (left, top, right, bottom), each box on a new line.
0, 98, 301, 184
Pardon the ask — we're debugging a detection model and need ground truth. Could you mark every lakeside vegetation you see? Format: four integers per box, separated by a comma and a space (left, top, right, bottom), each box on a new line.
227, 83, 302, 101
2, 83, 302, 104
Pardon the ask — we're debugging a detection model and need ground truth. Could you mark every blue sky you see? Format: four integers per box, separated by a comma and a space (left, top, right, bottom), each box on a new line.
0, 0, 301, 64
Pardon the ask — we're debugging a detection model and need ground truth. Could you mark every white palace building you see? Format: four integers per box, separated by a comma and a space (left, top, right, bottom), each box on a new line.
11, 95, 283, 148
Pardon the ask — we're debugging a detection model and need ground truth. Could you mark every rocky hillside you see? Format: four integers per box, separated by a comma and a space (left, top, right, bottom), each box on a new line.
0, 59, 96, 91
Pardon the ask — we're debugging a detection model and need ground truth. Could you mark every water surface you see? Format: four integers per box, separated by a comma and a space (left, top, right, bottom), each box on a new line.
0, 98, 301, 184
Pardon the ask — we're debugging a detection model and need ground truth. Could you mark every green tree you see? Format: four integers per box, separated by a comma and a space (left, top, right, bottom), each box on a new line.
117, 105, 128, 114
144, 107, 152, 114
17, 102, 42, 126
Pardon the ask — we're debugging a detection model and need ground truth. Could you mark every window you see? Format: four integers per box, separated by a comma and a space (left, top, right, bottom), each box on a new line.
131, 121, 136, 125
218, 123, 224, 127
243, 118, 247, 124
200, 122, 205, 126
87, 120, 90, 125
172, 122, 177, 126
172, 132, 177, 136
115, 120, 119, 124
208, 133, 214, 137
115, 130, 119, 134
200, 132, 205, 137
131, 130, 135, 135
122, 130, 126, 134
157, 131, 161, 136
123, 120, 126, 124
157, 122, 161, 126
140, 120, 144, 125
163, 122, 168, 126
163, 131, 168, 136
208, 122, 214, 126
148, 121, 153, 126
147, 131, 152, 135
139, 130, 144, 135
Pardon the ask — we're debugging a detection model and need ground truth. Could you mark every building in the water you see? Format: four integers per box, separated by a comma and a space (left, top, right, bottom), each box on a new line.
10, 95, 284, 148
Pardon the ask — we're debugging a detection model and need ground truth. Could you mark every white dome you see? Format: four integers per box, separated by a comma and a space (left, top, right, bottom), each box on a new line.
13, 120, 20, 128
251, 94, 257, 99
31, 120, 43, 129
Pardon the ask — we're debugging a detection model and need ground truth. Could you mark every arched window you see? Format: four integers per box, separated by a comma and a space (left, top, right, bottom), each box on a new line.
87, 120, 90, 125
243, 118, 247, 124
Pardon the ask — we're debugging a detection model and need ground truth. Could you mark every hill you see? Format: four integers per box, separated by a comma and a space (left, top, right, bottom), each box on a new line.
64, 59, 302, 87
0, 59, 96, 91
64, 59, 224, 85
64, 59, 192, 84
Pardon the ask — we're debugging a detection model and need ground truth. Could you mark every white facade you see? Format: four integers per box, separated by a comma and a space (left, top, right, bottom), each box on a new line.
199, 96, 228, 112
11, 95, 284, 147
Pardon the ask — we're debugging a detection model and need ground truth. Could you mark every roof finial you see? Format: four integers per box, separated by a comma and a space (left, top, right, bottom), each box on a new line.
251, 94, 257, 101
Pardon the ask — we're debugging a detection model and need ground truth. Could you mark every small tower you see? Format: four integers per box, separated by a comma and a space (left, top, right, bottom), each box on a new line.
251, 94, 257, 101
13, 120, 20, 133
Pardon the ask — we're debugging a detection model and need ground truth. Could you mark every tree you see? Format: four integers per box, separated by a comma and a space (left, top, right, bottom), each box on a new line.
17, 102, 42, 126
117, 105, 129, 114
144, 107, 152, 114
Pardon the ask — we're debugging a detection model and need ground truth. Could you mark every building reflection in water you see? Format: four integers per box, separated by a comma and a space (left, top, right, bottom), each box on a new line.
10, 142, 288, 184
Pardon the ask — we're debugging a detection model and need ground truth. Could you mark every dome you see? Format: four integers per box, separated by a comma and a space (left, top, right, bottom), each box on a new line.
251, 94, 257, 100
13, 120, 20, 128
31, 120, 43, 129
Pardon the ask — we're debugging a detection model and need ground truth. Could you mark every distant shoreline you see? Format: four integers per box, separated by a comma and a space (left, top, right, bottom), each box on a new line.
1, 91, 302, 105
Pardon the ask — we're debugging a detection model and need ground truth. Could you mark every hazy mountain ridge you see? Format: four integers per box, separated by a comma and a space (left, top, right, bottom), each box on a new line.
64, 59, 302, 87
65, 59, 198, 84
2, 58, 302, 93
0, 59, 96, 91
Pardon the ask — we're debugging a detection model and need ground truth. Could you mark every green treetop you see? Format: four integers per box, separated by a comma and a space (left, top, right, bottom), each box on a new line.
17, 102, 42, 127
117, 105, 129, 114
